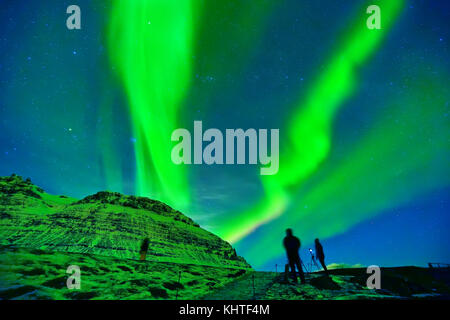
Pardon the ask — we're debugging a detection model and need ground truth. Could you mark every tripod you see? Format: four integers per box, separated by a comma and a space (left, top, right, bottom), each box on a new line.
301, 258, 310, 273
307, 249, 321, 273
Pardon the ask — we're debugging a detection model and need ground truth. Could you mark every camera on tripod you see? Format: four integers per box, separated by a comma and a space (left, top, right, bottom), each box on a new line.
306, 248, 321, 272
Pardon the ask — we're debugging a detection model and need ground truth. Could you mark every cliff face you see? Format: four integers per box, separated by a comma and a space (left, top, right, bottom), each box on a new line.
0, 175, 250, 269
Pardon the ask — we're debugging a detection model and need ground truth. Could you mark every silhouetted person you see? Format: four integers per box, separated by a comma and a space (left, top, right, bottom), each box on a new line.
140, 237, 150, 261
283, 228, 305, 284
314, 238, 329, 275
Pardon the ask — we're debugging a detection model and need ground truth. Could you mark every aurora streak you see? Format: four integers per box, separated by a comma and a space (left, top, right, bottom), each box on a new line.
107, 0, 199, 209
217, 0, 406, 244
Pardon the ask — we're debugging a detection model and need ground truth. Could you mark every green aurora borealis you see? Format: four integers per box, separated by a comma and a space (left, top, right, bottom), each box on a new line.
219, 0, 406, 244
107, 0, 200, 210
1, 0, 449, 269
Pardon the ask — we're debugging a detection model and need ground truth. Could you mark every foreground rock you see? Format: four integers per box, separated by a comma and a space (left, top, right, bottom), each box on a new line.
204, 267, 450, 300
0, 245, 248, 300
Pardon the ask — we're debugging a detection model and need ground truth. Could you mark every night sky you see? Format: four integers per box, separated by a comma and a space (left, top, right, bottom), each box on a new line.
1, 0, 449, 270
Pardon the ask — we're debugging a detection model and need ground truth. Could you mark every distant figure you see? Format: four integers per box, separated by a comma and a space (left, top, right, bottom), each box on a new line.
283, 228, 306, 284
314, 238, 329, 275
140, 237, 150, 261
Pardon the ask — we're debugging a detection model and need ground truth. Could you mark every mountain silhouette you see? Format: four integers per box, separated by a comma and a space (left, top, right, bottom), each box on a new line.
0, 174, 250, 269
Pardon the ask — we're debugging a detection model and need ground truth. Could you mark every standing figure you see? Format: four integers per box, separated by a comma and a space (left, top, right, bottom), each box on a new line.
283, 228, 306, 284
314, 238, 329, 275
140, 237, 150, 261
